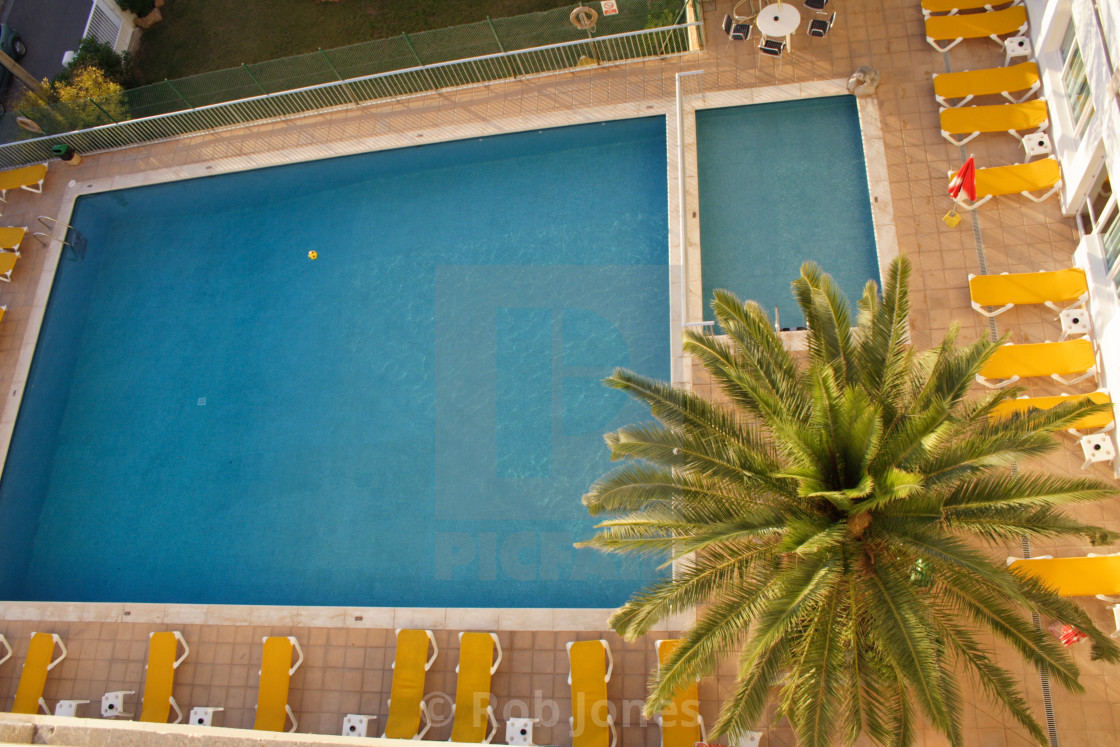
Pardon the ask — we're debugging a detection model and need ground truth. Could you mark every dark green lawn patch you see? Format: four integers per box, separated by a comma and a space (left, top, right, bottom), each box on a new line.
131, 0, 578, 83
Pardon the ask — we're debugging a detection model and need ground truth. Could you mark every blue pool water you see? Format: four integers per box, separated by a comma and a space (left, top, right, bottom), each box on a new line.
696, 96, 878, 327
0, 117, 670, 608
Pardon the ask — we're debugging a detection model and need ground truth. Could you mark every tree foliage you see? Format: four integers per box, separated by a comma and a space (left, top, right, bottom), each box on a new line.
580, 257, 1120, 747
16, 67, 127, 130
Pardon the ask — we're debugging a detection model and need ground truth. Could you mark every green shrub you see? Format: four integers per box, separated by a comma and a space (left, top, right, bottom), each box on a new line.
115, 0, 156, 16
55, 36, 134, 87
645, 0, 683, 28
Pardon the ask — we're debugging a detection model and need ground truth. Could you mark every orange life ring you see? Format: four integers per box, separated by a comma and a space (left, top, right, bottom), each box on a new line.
570, 6, 598, 29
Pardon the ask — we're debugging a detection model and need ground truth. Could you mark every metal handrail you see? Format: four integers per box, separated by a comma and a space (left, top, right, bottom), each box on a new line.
36, 215, 72, 231
0, 23, 702, 168
34, 215, 86, 259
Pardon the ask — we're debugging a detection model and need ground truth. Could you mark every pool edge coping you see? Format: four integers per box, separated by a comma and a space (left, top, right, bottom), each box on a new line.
0, 600, 696, 633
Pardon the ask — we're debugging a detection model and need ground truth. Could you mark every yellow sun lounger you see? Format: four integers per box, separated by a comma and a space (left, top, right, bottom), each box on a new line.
0, 164, 47, 205
925, 6, 1028, 52
951, 158, 1062, 210
101, 631, 190, 723
968, 267, 1088, 317
939, 99, 1048, 146
139, 631, 189, 723
933, 61, 1040, 107
252, 636, 304, 732
989, 391, 1113, 433
568, 639, 616, 747
0, 227, 26, 255
976, 338, 1097, 389
1008, 555, 1120, 597
0, 251, 17, 283
12, 632, 66, 714
654, 640, 707, 747
450, 632, 503, 743
921, 0, 1018, 16
384, 628, 438, 740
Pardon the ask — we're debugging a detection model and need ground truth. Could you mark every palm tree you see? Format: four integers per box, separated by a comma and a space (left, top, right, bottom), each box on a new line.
580, 257, 1120, 747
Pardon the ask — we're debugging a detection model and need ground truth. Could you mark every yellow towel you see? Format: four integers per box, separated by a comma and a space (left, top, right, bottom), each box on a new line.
925, 6, 1027, 41
1009, 555, 1120, 596
570, 641, 611, 747
253, 637, 294, 731
12, 633, 59, 714
139, 632, 180, 723
969, 268, 1086, 307
384, 629, 432, 739
940, 100, 1048, 136
656, 640, 703, 747
974, 158, 1061, 199
979, 339, 1095, 381
989, 392, 1112, 431
0, 164, 46, 193
450, 633, 496, 743
934, 62, 1039, 102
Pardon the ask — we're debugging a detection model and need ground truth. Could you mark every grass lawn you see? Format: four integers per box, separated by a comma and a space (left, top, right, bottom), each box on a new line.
131, 0, 574, 83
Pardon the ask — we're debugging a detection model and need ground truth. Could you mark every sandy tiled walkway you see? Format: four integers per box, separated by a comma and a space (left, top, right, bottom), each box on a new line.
0, 1, 1116, 744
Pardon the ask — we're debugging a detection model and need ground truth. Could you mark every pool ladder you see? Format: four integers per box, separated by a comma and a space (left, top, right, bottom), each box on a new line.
33, 215, 86, 261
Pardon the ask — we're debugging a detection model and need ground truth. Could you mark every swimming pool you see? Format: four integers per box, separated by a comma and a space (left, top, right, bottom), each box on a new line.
696, 96, 878, 327
0, 118, 670, 608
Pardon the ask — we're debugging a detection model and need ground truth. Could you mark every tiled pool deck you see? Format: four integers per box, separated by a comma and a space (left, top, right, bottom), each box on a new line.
0, 1, 1117, 745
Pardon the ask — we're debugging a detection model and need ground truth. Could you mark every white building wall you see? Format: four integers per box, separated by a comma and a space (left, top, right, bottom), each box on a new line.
1027, 0, 1118, 213
1025, 0, 1120, 455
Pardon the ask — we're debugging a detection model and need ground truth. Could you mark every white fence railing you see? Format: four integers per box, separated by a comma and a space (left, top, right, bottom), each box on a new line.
0, 23, 701, 169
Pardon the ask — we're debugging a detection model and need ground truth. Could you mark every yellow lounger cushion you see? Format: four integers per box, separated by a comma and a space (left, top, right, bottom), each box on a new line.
570, 641, 611, 747
974, 158, 1061, 199
139, 632, 181, 723
969, 268, 1087, 307
451, 633, 496, 743
933, 62, 1039, 102
989, 392, 1113, 432
656, 640, 703, 747
0, 164, 47, 193
0, 227, 25, 251
1009, 555, 1120, 597
0, 252, 18, 277
253, 637, 295, 731
922, 0, 1015, 13
940, 100, 1048, 137
384, 629, 432, 739
925, 6, 1027, 41
979, 339, 1095, 381
13, 633, 61, 714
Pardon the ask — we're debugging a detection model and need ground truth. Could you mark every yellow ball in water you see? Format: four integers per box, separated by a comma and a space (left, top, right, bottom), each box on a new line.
308, 251, 318, 260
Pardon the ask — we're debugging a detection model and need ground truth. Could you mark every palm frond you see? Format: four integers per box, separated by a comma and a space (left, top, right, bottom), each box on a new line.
793, 261, 857, 386
861, 557, 953, 735
855, 257, 912, 415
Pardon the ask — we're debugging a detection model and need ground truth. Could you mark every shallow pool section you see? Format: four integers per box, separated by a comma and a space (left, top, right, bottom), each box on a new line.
0, 118, 670, 608
696, 96, 878, 326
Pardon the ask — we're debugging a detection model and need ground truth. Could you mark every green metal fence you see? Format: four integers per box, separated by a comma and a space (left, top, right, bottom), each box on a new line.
0, 1, 702, 168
